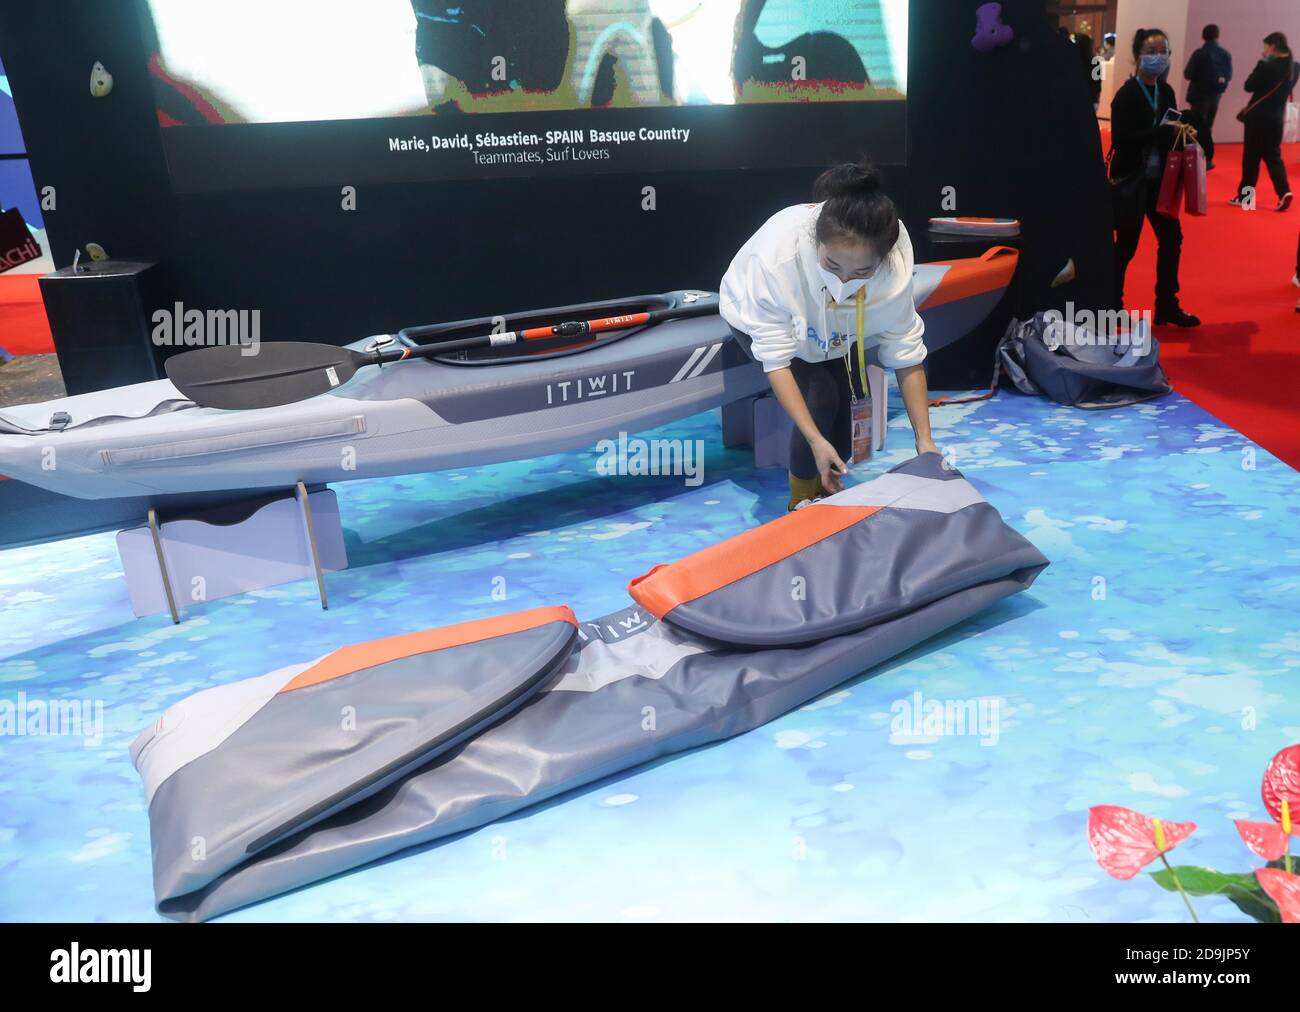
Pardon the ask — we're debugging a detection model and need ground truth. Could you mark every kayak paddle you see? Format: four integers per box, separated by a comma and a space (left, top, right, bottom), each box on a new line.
165, 300, 719, 410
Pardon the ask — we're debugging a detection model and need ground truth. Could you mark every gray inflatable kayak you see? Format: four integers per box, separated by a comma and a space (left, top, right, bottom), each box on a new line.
0, 250, 1018, 500
129, 453, 1048, 921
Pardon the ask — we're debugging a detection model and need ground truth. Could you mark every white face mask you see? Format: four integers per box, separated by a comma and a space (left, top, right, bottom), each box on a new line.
816, 264, 870, 303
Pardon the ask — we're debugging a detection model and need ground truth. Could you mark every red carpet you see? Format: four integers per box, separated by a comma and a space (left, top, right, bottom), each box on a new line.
1125, 142, 1300, 469
0, 273, 55, 356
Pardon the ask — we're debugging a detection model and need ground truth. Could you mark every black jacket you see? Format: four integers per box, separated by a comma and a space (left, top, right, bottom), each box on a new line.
1242, 57, 1298, 127
1109, 76, 1179, 180
1184, 42, 1232, 103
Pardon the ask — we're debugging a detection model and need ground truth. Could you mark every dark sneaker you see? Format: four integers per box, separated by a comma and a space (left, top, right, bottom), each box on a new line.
1154, 307, 1201, 327
1228, 195, 1247, 207
1278, 192, 1294, 212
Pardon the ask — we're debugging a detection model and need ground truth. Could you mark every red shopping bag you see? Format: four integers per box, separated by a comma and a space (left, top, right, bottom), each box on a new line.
1182, 141, 1207, 215
1154, 143, 1185, 217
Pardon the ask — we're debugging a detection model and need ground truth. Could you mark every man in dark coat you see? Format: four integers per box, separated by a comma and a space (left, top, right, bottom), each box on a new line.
1183, 24, 1232, 168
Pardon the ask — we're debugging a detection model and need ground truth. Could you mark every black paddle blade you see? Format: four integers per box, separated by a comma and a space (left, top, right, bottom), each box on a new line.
165, 342, 369, 410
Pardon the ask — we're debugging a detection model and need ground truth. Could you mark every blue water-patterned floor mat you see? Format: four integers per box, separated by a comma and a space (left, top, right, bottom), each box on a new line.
1, 388, 1297, 922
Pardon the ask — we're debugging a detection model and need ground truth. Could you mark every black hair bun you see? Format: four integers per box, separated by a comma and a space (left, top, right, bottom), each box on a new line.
811, 160, 898, 252
813, 161, 882, 201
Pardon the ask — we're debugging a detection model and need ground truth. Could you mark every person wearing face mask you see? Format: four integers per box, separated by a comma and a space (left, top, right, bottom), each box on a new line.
719, 161, 935, 511
1231, 32, 1296, 212
1110, 28, 1201, 327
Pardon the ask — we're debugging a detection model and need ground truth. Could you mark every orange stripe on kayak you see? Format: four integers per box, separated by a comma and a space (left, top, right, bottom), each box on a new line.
628, 503, 879, 618
919, 246, 1019, 312
279, 605, 578, 693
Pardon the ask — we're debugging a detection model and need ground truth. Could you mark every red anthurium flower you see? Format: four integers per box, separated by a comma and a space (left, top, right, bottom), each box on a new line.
1088, 806, 1197, 880
1235, 820, 1289, 862
1261, 745, 1300, 836
1255, 868, 1300, 923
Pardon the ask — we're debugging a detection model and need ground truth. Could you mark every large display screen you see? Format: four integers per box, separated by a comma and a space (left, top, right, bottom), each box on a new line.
140, 0, 908, 191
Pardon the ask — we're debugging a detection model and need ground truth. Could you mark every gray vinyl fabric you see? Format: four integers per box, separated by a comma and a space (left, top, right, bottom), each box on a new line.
0, 265, 1013, 498
134, 457, 1049, 922
140, 618, 578, 909
999, 313, 1174, 409
0, 303, 764, 499
648, 459, 1047, 648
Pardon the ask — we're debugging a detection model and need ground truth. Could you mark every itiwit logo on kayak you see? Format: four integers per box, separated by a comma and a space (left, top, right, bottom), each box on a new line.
543, 342, 725, 405
546, 370, 636, 404
49, 943, 151, 992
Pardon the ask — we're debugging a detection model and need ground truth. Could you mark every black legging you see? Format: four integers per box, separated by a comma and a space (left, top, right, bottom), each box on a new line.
1113, 178, 1183, 312
788, 356, 867, 481
1238, 123, 1291, 202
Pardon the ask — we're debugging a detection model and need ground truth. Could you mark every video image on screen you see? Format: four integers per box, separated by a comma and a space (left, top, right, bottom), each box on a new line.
141, 0, 908, 126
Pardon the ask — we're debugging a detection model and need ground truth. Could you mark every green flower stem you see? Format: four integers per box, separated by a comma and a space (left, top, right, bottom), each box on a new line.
1287, 801, 1294, 876
1159, 854, 1201, 923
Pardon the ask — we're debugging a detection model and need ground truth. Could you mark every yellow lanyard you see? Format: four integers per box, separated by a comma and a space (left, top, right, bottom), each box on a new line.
838, 287, 867, 403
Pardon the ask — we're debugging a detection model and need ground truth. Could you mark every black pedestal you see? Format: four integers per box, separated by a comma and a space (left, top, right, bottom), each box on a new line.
39, 260, 163, 394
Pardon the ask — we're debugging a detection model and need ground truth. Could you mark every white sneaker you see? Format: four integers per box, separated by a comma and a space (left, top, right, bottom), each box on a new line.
790, 496, 824, 512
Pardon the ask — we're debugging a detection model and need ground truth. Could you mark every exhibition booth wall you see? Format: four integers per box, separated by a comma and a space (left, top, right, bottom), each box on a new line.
0, 1, 1112, 360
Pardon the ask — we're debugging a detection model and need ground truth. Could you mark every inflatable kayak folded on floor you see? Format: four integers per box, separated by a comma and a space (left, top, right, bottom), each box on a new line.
999, 311, 1173, 409
0, 249, 1017, 500
130, 453, 1048, 922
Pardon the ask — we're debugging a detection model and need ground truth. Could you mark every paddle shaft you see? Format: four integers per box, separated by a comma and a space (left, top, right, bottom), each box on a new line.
382, 301, 719, 365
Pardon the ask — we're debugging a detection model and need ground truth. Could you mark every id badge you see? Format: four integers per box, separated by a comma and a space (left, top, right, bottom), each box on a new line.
851, 398, 873, 463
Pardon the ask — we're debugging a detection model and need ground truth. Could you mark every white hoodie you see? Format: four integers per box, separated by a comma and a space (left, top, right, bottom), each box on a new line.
718, 202, 927, 373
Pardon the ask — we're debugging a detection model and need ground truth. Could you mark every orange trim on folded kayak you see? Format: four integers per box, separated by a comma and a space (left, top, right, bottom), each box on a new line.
279, 605, 578, 693
628, 503, 879, 618
918, 246, 1019, 312
929, 217, 1018, 225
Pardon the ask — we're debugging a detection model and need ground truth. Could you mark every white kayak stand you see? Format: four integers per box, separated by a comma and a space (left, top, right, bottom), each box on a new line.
119, 483, 347, 624
722, 364, 888, 469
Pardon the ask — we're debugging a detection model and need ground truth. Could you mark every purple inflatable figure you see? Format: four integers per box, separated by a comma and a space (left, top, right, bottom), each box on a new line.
972, 2, 1014, 53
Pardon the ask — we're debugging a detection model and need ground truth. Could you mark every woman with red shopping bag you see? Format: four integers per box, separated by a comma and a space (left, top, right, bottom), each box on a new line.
1155, 126, 1209, 217
1110, 28, 1201, 327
